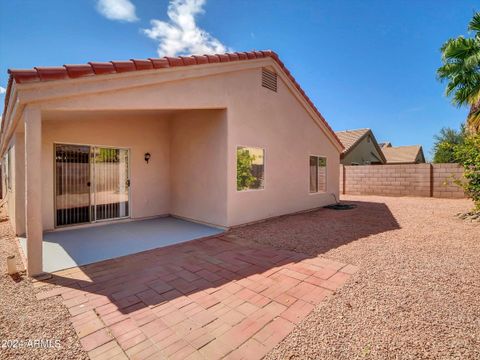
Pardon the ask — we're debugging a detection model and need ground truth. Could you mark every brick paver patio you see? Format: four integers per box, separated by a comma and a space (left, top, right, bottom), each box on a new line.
34, 234, 356, 359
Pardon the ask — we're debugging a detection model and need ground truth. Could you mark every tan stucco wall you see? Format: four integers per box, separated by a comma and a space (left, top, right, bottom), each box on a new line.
342, 135, 384, 165
41, 113, 171, 230
14, 133, 25, 235
9, 59, 341, 232
5, 137, 16, 233
0, 133, 26, 236
170, 110, 228, 226
225, 70, 340, 226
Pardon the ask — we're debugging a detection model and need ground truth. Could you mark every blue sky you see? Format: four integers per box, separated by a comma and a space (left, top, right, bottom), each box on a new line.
0, 0, 477, 159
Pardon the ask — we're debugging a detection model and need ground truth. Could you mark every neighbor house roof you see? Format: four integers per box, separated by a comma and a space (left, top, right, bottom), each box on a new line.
335, 128, 386, 163
382, 145, 425, 164
335, 128, 370, 153
2, 50, 342, 149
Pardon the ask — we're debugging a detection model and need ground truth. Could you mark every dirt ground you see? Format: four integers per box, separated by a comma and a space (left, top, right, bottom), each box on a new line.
230, 195, 480, 360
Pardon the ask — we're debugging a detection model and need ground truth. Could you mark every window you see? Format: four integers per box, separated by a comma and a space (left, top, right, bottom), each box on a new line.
1, 156, 6, 198
7, 148, 12, 190
237, 146, 265, 191
309, 156, 327, 193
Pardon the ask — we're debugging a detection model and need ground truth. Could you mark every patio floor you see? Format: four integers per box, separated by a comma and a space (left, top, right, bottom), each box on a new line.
19, 217, 224, 273
34, 234, 356, 359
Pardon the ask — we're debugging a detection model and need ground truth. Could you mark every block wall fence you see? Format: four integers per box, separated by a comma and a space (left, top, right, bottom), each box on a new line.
340, 163, 465, 198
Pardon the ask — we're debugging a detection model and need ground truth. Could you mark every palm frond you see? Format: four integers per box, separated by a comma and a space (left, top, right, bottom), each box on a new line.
464, 50, 480, 69
441, 37, 477, 61
438, 12, 480, 132
468, 11, 480, 33
453, 85, 476, 106
437, 62, 468, 81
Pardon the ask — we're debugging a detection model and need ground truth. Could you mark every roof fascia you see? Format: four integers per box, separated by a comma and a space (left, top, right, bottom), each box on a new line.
14, 58, 269, 106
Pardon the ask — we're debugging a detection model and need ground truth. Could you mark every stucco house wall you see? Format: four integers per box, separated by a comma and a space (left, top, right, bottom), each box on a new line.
226, 69, 339, 226
0, 134, 26, 236
4, 137, 17, 233
170, 109, 228, 226
0, 52, 343, 274
26, 65, 340, 228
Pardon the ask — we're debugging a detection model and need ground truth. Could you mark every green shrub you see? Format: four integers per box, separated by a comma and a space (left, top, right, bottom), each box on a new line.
454, 134, 480, 210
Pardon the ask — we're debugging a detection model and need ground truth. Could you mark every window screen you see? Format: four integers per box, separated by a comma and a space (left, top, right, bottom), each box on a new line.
309, 156, 327, 193
6, 148, 12, 190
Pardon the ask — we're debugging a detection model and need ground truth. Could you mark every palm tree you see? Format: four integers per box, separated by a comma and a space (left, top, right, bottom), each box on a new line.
437, 12, 480, 133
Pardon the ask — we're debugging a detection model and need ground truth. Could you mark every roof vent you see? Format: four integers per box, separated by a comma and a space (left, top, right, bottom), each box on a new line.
262, 68, 277, 92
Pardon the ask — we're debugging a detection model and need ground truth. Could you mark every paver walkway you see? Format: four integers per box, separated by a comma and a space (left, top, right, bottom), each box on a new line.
34, 234, 356, 359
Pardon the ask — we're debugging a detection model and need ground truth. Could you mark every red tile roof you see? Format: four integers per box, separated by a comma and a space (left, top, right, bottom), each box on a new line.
3, 50, 342, 148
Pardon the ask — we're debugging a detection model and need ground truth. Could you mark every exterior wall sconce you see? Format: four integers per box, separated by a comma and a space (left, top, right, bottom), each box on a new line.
144, 153, 151, 164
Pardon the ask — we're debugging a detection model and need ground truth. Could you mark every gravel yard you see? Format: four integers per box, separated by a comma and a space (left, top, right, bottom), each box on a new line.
1, 196, 478, 359
230, 195, 480, 360
0, 206, 87, 360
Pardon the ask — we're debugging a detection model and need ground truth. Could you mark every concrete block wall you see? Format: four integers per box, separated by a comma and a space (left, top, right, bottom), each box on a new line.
431, 163, 465, 198
341, 163, 465, 199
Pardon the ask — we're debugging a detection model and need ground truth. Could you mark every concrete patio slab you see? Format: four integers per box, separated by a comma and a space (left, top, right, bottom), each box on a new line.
19, 217, 224, 273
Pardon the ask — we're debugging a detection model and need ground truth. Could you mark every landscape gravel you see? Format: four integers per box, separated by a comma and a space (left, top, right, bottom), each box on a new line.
0, 206, 87, 360
231, 195, 480, 360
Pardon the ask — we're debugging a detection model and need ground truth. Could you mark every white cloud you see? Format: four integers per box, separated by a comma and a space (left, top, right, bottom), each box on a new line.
142, 0, 229, 57
0, 86, 6, 95
96, 0, 138, 22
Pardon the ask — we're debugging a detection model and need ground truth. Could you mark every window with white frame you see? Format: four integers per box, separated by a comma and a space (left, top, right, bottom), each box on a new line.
1, 156, 6, 198
7, 148, 12, 190
309, 155, 327, 193
237, 146, 265, 191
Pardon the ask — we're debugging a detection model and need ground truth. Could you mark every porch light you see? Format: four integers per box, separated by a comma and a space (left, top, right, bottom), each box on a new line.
144, 152, 151, 163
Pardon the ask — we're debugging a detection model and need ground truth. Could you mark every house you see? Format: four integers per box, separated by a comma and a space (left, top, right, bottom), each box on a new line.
335, 128, 386, 165
0, 50, 343, 275
381, 143, 426, 164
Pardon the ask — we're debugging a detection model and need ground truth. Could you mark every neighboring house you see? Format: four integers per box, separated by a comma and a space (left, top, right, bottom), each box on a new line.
0, 50, 343, 275
381, 143, 426, 164
335, 128, 386, 165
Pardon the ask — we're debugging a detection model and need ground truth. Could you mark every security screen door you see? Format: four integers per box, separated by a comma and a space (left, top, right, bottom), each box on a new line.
55, 144, 129, 227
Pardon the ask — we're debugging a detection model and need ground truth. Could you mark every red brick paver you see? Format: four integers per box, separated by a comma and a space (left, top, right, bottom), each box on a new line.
36, 235, 355, 359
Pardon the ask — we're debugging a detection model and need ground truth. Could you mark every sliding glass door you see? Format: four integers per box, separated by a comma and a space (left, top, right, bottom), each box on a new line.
55, 144, 91, 226
55, 144, 130, 227
93, 147, 129, 221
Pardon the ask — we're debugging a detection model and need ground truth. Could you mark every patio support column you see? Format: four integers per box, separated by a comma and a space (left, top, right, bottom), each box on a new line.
24, 106, 43, 276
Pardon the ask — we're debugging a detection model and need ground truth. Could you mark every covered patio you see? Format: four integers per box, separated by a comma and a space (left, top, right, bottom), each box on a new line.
19, 217, 224, 273
12, 107, 228, 276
